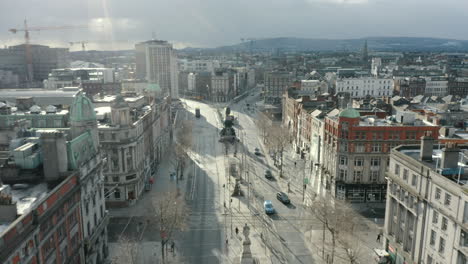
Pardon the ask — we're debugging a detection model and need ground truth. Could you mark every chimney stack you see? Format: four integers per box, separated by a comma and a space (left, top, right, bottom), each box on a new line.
41, 131, 68, 182
441, 142, 460, 169
420, 131, 434, 161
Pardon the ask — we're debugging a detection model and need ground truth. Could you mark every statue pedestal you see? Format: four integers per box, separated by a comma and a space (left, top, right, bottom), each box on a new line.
240, 239, 254, 264
240, 224, 255, 264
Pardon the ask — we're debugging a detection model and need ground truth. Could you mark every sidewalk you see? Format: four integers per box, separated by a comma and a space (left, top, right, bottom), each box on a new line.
108, 147, 192, 263
276, 147, 385, 263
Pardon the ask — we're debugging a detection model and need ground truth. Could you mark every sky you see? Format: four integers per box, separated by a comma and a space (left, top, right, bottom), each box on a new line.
0, 0, 467, 51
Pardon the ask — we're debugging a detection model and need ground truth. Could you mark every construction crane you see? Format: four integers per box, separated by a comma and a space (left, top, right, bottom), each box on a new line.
8, 19, 87, 83
69, 41, 88, 52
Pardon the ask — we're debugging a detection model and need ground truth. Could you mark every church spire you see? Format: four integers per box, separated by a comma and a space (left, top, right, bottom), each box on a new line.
362, 39, 368, 63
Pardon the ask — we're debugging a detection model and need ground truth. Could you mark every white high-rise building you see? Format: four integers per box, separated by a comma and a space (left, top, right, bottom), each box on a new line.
135, 40, 179, 98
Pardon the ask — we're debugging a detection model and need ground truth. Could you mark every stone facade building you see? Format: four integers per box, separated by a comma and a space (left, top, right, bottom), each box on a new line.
384, 139, 468, 264
98, 92, 171, 207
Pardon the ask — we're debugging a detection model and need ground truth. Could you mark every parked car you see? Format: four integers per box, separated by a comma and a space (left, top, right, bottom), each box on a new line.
276, 192, 290, 204
265, 170, 273, 179
254, 148, 261, 155
264, 200, 275, 214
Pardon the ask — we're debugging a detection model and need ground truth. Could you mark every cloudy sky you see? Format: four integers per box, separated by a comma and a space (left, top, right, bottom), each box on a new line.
0, 0, 466, 50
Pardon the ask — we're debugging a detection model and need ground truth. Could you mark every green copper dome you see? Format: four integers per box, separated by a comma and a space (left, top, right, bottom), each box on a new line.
70, 92, 96, 122
339, 108, 360, 118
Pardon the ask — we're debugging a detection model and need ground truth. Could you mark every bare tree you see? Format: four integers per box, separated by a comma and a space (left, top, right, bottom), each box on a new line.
267, 124, 291, 177
111, 236, 139, 264
311, 196, 361, 264
256, 111, 271, 143
153, 191, 190, 262
172, 119, 193, 182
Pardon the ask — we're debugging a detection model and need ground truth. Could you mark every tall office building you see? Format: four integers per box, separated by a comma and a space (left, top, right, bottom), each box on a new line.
135, 40, 179, 98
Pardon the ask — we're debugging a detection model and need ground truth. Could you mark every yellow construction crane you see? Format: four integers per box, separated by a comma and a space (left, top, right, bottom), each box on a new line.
8, 19, 87, 82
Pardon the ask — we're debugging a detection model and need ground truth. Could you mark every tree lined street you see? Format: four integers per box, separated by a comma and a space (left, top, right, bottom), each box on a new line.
107, 89, 383, 263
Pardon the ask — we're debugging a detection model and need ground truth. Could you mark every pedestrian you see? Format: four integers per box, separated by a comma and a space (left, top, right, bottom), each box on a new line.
294, 161, 297, 167
226, 238, 229, 245
235, 227, 239, 235
376, 234, 381, 242
171, 241, 175, 252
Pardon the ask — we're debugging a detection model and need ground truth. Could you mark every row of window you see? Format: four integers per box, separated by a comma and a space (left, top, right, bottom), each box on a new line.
338, 169, 380, 183
339, 156, 382, 167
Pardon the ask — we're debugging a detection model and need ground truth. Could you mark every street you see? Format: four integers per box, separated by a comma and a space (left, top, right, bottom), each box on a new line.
107, 90, 382, 263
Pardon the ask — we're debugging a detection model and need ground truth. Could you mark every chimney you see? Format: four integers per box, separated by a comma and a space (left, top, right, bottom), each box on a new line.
420, 131, 434, 161
41, 131, 68, 182
441, 142, 460, 169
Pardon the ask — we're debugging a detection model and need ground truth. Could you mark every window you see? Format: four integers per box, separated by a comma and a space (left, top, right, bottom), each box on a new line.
445, 193, 452, 206
85, 202, 89, 215
439, 237, 445, 253
355, 131, 365, 140
427, 255, 433, 264
435, 188, 441, 200
371, 157, 380, 166
442, 217, 448, 231
372, 143, 382, 152
353, 171, 362, 182
114, 189, 121, 199
430, 230, 436, 246
339, 156, 348, 165
340, 143, 348, 152
339, 169, 347, 181
394, 163, 400, 176
406, 131, 416, 140
356, 143, 365, 152
370, 171, 379, 182
460, 230, 468, 247
411, 174, 418, 186
433, 211, 439, 224
113, 176, 119, 182
403, 169, 408, 181
354, 157, 364, 167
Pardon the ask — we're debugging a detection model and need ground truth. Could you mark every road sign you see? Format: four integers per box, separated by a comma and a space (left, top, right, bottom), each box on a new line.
303, 178, 309, 184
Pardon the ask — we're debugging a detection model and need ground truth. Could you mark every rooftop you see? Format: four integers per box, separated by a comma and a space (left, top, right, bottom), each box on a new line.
0, 183, 48, 234
398, 145, 468, 186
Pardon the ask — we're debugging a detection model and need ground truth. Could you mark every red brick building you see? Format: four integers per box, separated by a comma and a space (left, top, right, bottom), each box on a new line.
322, 108, 439, 203
0, 174, 84, 264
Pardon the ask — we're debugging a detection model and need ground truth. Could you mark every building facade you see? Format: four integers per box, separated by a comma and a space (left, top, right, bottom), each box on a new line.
135, 40, 179, 98
335, 77, 394, 98
322, 108, 439, 203
264, 71, 291, 104
0, 91, 109, 264
384, 140, 468, 264
211, 70, 234, 102
448, 77, 468, 98
0, 174, 84, 264
0, 44, 69, 83
99, 93, 171, 207
395, 77, 426, 98
424, 77, 448, 97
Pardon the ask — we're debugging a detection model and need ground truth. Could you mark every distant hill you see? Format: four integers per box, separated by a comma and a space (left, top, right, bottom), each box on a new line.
209, 37, 468, 52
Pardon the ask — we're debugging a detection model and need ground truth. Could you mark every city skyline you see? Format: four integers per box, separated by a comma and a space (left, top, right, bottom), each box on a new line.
1, 0, 467, 50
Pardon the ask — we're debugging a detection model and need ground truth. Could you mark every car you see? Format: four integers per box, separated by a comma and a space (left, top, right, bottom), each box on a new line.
276, 192, 290, 204
264, 200, 275, 214
265, 170, 273, 179
254, 147, 261, 155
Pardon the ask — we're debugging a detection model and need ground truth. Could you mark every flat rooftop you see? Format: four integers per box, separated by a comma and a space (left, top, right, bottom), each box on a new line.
398, 145, 468, 186
0, 183, 48, 234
